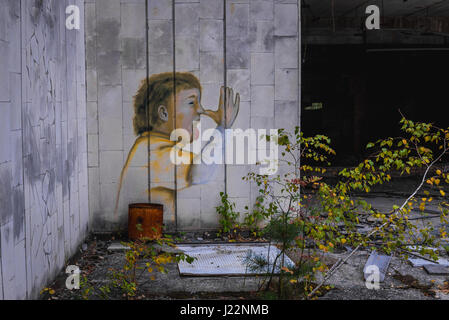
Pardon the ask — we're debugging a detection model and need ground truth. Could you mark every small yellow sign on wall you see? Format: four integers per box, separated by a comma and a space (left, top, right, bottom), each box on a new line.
305, 102, 323, 111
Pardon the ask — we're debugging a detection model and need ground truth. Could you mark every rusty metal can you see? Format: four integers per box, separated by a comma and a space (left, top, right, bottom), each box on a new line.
128, 203, 163, 240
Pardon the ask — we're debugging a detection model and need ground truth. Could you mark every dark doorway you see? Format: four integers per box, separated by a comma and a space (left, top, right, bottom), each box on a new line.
302, 45, 449, 166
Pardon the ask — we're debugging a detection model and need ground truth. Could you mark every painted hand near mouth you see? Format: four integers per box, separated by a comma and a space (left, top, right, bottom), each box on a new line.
202, 86, 240, 129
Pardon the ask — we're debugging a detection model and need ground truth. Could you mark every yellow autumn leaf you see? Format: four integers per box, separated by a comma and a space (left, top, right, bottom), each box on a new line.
441, 190, 446, 197
281, 267, 293, 275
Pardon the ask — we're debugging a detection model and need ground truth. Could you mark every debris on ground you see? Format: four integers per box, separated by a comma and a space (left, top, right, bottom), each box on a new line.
423, 264, 449, 275
363, 251, 392, 283
391, 273, 435, 297
408, 257, 449, 267
40, 218, 449, 301
107, 242, 131, 251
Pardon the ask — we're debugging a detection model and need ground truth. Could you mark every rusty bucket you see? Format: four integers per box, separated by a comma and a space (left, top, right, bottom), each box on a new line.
128, 203, 163, 240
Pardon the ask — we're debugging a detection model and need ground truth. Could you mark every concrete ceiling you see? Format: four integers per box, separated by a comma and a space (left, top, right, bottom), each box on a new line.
303, 0, 449, 18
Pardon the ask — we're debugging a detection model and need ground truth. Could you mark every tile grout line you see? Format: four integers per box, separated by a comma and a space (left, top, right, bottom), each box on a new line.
83, 0, 91, 235
146, 0, 151, 205
297, 0, 301, 198
223, 0, 228, 200
18, 0, 27, 299
173, 0, 178, 231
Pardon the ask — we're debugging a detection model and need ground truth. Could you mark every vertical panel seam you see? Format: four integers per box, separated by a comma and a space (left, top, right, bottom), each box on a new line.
75, 0, 81, 251
223, 0, 228, 196
94, 0, 100, 231
298, 0, 301, 195
18, 0, 27, 299
65, 0, 71, 261
83, 0, 91, 234
21, 0, 28, 299
145, 0, 151, 204
298, 0, 301, 129
172, 0, 178, 231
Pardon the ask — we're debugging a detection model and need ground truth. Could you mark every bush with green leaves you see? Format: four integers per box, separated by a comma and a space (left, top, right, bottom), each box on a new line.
244, 116, 449, 299
79, 235, 194, 300
216, 192, 240, 236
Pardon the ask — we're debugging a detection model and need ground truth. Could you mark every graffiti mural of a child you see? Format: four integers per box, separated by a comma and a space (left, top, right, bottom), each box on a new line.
115, 72, 240, 225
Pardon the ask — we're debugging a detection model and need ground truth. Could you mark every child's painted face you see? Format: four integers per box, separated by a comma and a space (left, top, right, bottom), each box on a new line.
167, 88, 204, 141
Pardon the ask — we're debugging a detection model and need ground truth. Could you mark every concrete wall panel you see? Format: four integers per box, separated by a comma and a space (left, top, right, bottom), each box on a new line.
87, 0, 300, 232
0, 0, 88, 299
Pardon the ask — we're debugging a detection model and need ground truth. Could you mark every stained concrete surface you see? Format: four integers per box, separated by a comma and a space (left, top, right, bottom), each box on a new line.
44, 229, 449, 300
42, 187, 449, 300
0, 0, 89, 300
86, 0, 301, 232
316, 250, 449, 300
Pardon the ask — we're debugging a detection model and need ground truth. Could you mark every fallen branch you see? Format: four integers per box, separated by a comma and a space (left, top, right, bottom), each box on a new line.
308, 143, 447, 299
399, 249, 438, 263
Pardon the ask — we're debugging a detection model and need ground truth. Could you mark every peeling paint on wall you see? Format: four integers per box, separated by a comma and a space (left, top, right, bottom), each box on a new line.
0, 0, 300, 299
0, 167, 13, 225
0, 0, 88, 300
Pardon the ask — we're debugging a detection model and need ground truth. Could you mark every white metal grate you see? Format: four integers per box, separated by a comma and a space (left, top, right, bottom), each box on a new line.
177, 244, 295, 276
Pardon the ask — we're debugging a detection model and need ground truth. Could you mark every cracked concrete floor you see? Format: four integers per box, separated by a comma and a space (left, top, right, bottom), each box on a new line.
41, 190, 449, 300
315, 250, 449, 300
43, 233, 449, 300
